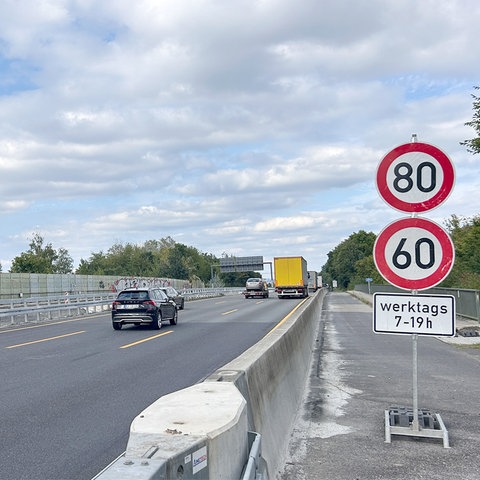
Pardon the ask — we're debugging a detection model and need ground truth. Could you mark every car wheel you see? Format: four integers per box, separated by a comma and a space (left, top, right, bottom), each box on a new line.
112, 321, 122, 330
153, 312, 162, 329
170, 309, 178, 326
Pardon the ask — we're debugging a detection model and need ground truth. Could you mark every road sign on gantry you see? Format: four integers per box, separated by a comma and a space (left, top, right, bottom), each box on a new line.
373, 217, 455, 290
376, 142, 455, 213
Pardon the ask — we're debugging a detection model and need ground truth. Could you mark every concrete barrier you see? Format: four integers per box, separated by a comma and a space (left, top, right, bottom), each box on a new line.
93, 383, 248, 479
206, 289, 325, 478
94, 290, 326, 479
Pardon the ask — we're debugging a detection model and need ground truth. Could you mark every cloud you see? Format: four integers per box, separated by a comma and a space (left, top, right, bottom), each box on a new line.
1, 0, 479, 274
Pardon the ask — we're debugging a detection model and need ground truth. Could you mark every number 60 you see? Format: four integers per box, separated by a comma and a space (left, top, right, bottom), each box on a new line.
392, 237, 435, 270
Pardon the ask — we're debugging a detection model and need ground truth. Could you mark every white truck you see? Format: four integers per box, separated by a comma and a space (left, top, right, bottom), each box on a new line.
308, 270, 318, 292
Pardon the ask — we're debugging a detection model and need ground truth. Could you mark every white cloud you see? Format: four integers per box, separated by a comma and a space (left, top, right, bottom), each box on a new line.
0, 0, 479, 274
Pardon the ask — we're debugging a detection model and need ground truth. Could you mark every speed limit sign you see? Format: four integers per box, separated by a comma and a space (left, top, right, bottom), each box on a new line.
376, 142, 455, 213
374, 217, 455, 290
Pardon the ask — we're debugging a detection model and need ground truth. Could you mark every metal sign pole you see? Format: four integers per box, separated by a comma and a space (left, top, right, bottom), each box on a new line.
411, 132, 420, 432
412, 332, 419, 431
377, 134, 453, 448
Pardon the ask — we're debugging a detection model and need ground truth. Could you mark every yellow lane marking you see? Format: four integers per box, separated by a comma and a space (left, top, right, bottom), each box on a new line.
222, 309, 238, 316
120, 330, 173, 349
267, 298, 310, 335
5, 331, 86, 349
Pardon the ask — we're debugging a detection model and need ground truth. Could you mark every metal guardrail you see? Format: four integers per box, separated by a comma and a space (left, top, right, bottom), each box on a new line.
240, 432, 267, 480
0, 293, 116, 327
354, 284, 480, 322
0, 288, 245, 328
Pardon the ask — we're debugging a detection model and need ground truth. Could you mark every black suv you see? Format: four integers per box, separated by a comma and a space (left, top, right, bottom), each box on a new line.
111, 288, 178, 330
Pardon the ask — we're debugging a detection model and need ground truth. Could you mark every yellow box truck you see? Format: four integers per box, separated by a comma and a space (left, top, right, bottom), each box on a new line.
274, 256, 309, 298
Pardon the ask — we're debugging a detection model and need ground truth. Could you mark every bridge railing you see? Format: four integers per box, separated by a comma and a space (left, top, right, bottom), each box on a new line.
354, 284, 480, 322
0, 288, 245, 328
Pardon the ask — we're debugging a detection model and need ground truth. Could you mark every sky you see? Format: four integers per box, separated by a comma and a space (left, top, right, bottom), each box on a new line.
0, 0, 479, 279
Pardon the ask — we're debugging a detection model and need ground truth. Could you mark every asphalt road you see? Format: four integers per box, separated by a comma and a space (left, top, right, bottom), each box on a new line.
0, 293, 301, 480
280, 291, 480, 480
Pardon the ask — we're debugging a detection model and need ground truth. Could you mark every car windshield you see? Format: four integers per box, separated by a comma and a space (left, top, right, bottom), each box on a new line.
118, 291, 148, 300
157, 290, 168, 300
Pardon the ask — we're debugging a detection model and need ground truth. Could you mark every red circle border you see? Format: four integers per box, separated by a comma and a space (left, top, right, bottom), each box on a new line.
374, 217, 455, 290
376, 142, 455, 213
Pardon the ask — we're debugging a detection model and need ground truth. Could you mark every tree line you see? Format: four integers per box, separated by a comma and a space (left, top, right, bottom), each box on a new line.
320, 214, 480, 291
6, 234, 258, 287
6, 213, 480, 291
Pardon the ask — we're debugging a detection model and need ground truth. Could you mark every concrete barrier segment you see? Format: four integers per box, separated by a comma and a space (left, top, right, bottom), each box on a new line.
93, 382, 248, 479
206, 290, 326, 479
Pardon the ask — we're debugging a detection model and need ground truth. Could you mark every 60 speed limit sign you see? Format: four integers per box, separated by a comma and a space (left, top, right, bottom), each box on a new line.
376, 142, 455, 213
374, 217, 455, 290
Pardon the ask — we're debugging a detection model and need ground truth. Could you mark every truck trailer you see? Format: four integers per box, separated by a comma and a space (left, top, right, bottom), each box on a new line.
274, 256, 309, 298
308, 270, 318, 292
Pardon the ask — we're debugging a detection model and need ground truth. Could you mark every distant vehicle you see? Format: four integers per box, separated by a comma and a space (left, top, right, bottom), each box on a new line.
308, 270, 318, 292
159, 286, 185, 310
274, 256, 309, 298
244, 278, 269, 299
111, 288, 178, 330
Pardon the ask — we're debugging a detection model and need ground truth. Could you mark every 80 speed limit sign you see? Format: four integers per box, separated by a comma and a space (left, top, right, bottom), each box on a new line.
374, 217, 455, 290
376, 142, 455, 213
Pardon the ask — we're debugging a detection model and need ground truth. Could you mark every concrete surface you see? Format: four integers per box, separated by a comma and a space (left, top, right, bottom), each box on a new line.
279, 291, 480, 480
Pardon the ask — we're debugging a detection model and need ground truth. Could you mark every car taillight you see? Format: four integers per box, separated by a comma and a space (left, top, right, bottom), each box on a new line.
112, 301, 120, 309
143, 300, 155, 306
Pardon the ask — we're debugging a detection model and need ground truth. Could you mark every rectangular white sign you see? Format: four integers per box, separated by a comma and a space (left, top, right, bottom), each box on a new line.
373, 293, 456, 336
192, 446, 208, 475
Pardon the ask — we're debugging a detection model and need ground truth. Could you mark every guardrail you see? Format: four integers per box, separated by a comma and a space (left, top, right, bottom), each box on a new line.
0, 293, 116, 327
0, 288, 245, 328
354, 284, 480, 322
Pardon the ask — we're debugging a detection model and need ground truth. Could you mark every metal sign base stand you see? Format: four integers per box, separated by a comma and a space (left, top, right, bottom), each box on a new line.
384, 288, 450, 449
384, 407, 450, 448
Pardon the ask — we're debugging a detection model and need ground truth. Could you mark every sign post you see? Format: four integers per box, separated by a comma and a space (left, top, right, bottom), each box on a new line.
374, 137, 455, 447
365, 277, 373, 294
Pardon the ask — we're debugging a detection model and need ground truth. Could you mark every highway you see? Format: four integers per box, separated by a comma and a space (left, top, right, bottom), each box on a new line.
0, 293, 302, 480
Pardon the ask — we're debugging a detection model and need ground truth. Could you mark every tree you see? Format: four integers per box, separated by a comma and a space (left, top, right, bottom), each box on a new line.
460, 86, 480, 154
75, 237, 218, 283
442, 214, 480, 289
54, 247, 74, 274
321, 230, 377, 289
220, 271, 259, 287
350, 255, 385, 287
10, 233, 74, 274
